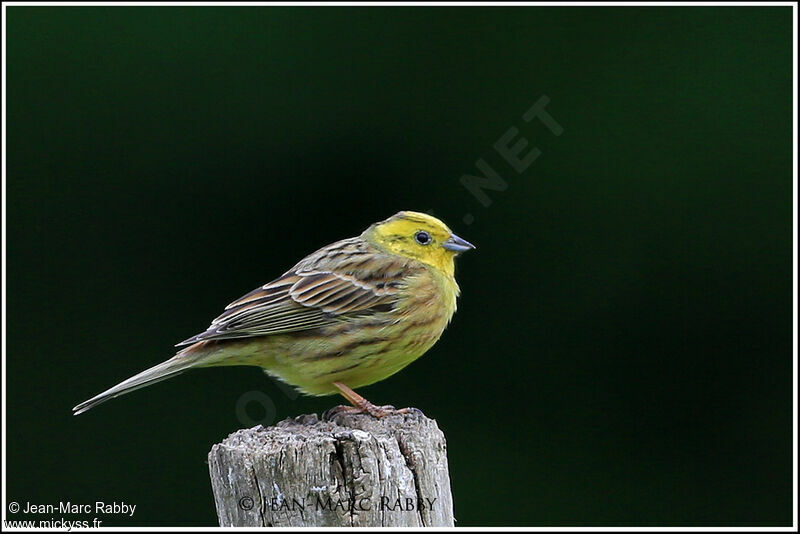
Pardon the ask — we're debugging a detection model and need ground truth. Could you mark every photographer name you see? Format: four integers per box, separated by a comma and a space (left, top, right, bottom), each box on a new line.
268, 496, 437, 513
20, 501, 136, 517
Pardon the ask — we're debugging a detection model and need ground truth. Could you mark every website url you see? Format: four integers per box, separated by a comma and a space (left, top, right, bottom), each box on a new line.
4, 518, 102, 530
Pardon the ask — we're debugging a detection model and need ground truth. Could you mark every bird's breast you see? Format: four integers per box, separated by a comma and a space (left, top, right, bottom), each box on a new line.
395, 267, 459, 335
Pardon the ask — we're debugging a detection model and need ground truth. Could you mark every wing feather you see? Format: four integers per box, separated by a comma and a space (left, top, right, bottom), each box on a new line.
176, 239, 416, 346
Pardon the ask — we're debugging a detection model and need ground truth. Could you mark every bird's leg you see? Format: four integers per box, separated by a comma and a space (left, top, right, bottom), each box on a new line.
331, 381, 413, 418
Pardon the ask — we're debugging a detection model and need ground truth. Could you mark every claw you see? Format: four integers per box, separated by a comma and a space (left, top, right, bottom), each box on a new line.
323, 404, 362, 420
330, 382, 417, 419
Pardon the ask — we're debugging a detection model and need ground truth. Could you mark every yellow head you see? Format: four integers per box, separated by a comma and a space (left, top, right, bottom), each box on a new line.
363, 211, 475, 277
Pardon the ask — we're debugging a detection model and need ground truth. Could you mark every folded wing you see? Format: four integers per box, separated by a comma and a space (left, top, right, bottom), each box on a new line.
176, 241, 412, 346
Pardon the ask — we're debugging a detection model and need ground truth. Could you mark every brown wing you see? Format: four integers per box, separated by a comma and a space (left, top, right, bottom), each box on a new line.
175, 238, 413, 346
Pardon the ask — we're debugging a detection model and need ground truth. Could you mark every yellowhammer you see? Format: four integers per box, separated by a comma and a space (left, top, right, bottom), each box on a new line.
73, 211, 474, 417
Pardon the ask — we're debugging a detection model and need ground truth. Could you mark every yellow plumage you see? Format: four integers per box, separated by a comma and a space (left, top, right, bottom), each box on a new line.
73, 211, 474, 416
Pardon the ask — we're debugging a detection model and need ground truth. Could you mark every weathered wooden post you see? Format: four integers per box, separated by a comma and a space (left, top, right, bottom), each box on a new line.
207, 409, 455, 527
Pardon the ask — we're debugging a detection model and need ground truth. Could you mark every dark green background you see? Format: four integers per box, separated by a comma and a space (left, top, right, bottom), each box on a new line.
6, 6, 793, 526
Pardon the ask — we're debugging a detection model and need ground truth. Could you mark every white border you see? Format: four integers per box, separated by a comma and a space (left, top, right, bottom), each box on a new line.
1, 2, 796, 531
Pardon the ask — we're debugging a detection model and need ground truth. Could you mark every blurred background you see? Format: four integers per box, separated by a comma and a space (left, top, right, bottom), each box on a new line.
5, 6, 793, 527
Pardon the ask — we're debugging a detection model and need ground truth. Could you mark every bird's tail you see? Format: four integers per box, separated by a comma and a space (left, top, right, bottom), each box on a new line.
72, 348, 206, 415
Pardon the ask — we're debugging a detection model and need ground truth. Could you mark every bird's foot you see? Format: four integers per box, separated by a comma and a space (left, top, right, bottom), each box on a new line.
325, 402, 416, 419
329, 381, 419, 419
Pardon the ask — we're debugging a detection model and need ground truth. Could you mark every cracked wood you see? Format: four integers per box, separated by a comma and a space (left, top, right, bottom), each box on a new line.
207, 409, 454, 527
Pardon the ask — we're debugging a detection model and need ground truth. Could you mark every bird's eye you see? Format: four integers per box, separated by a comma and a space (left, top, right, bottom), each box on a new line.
414, 231, 431, 245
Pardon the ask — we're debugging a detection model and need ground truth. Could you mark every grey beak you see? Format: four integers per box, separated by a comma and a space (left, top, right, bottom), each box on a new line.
443, 233, 476, 252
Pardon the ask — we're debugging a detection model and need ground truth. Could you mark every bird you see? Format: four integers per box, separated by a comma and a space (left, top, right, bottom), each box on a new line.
73, 211, 475, 418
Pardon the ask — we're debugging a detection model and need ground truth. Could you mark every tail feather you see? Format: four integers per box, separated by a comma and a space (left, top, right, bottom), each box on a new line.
72, 351, 203, 415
